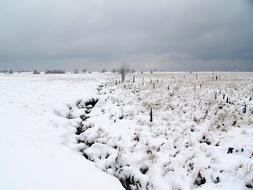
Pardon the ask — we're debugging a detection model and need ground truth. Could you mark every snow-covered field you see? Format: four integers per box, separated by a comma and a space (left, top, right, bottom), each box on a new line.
0, 72, 253, 190
0, 73, 123, 190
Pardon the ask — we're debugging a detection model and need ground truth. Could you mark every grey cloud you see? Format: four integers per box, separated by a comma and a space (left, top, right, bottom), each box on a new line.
0, 0, 252, 71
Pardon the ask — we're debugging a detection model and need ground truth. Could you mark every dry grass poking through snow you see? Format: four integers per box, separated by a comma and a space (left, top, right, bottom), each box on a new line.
68, 72, 253, 190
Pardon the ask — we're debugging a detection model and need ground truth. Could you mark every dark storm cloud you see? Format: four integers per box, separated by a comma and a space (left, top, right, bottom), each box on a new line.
0, 0, 253, 71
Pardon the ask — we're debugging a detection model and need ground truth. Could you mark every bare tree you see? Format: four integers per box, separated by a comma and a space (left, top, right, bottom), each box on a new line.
118, 64, 128, 82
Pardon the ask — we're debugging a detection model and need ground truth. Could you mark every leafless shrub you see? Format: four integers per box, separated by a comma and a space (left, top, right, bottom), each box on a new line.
118, 64, 128, 82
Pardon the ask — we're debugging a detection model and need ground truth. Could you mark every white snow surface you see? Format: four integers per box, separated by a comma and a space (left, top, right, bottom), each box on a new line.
68, 72, 253, 190
0, 73, 124, 190
1, 72, 253, 190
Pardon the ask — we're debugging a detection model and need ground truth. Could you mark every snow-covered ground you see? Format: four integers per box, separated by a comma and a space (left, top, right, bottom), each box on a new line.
1, 72, 253, 190
0, 73, 123, 190
64, 72, 253, 190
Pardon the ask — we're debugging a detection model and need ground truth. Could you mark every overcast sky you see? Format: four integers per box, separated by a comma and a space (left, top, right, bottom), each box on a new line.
0, 0, 253, 71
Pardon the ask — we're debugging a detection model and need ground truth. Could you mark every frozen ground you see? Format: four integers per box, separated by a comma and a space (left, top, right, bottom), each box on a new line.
0, 73, 123, 190
0, 72, 253, 190
64, 72, 253, 190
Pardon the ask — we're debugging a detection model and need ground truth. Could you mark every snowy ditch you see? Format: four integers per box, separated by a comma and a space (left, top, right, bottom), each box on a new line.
63, 75, 253, 190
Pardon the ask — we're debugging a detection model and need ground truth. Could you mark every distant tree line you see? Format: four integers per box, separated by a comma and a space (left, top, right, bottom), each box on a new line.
1, 67, 158, 76
45, 70, 66, 74
0, 70, 10, 74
